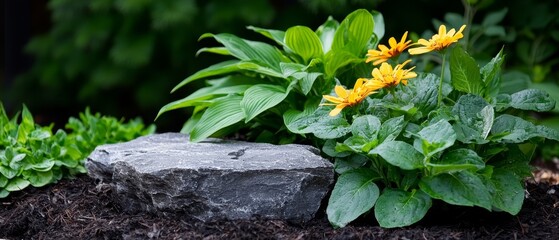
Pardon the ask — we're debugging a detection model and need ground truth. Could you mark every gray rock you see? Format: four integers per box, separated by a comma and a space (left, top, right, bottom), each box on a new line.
86, 133, 334, 223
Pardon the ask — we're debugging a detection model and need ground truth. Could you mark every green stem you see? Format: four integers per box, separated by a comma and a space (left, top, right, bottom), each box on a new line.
438, 52, 447, 106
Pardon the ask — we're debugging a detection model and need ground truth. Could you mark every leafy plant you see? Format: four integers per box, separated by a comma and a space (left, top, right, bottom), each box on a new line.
158, 9, 385, 143
289, 20, 559, 228
0, 103, 155, 198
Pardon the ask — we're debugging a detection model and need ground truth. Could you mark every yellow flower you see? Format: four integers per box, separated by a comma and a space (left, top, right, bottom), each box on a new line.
366, 60, 417, 89
366, 31, 412, 65
322, 78, 376, 116
408, 25, 467, 55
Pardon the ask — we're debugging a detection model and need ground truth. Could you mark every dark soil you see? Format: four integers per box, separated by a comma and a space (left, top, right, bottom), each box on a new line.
1, 174, 558, 240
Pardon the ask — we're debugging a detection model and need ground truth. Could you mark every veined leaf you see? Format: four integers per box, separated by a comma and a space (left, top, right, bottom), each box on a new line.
371, 10, 385, 46
351, 115, 381, 141
331, 9, 374, 56
240, 84, 289, 122
190, 95, 245, 142
285, 26, 323, 64
247, 26, 286, 47
490, 114, 559, 142
199, 33, 284, 71
481, 48, 504, 97
370, 141, 424, 170
452, 94, 494, 143
23, 170, 54, 187
419, 171, 492, 210
378, 116, 406, 143
327, 169, 380, 228
490, 169, 524, 215
450, 46, 484, 95
286, 106, 350, 139
428, 149, 485, 175
5, 178, 31, 192
315, 16, 339, 53
171, 60, 241, 92
324, 50, 362, 78
195, 47, 230, 56
510, 89, 556, 112
374, 189, 431, 228
236, 61, 284, 78
416, 119, 456, 158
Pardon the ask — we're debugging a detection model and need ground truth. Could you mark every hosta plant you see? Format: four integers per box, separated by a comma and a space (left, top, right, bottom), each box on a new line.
0, 103, 155, 198
158, 9, 384, 143
288, 24, 559, 228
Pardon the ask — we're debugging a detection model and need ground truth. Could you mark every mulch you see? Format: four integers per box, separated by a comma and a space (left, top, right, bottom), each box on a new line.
1, 170, 558, 239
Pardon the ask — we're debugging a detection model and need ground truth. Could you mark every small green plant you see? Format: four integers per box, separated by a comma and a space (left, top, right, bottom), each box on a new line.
0, 103, 155, 198
158, 9, 384, 143
288, 22, 559, 228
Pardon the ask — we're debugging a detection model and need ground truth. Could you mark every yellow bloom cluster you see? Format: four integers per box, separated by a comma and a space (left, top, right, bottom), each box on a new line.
323, 24, 466, 116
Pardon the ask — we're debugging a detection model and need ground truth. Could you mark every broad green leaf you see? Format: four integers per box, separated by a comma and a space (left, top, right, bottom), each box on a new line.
510, 89, 556, 112
280, 62, 305, 77
378, 116, 406, 143
0, 189, 8, 198
240, 84, 289, 122
54, 157, 79, 168
285, 26, 323, 64
419, 171, 492, 210
490, 169, 524, 215
0, 166, 17, 179
396, 73, 440, 115
286, 107, 350, 139
0, 175, 7, 187
236, 61, 284, 78
428, 149, 485, 175
171, 60, 241, 92
157, 85, 251, 119
327, 169, 380, 228
331, 9, 374, 56
452, 94, 494, 143
351, 115, 381, 141
482, 8, 508, 27
247, 26, 286, 46
370, 141, 424, 170
195, 47, 230, 56
199, 33, 284, 71
333, 154, 369, 174
31, 160, 55, 172
190, 95, 245, 142
29, 128, 52, 141
282, 99, 320, 134
490, 114, 559, 143
374, 189, 432, 228
488, 145, 532, 179
296, 72, 322, 95
416, 119, 456, 157
500, 71, 531, 94
450, 46, 484, 95
5, 177, 31, 192
315, 16, 339, 53
531, 82, 559, 112
481, 48, 504, 97
324, 50, 362, 78
322, 139, 351, 158
24, 170, 53, 187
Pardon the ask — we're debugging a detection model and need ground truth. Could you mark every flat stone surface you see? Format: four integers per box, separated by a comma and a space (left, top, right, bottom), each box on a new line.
86, 133, 334, 223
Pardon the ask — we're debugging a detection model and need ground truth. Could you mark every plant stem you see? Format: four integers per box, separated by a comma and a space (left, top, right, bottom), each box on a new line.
438, 52, 447, 106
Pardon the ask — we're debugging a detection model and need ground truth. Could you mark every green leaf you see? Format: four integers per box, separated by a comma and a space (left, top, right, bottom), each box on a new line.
324, 50, 362, 78
378, 116, 406, 143
490, 114, 559, 143
247, 26, 286, 47
331, 9, 374, 56
0, 189, 8, 198
416, 120, 456, 158
428, 149, 485, 175
200, 33, 284, 70
287, 107, 350, 139
419, 171, 492, 210
489, 145, 533, 179
315, 16, 339, 53
24, 170, 54, 187
481, 48, 505, 97
31, 160, 55, 172
285, 26, 323, 64
450, 46, 484, 95
333, 154, 368, 174
196, 47, 230, 56
396, 73, 440, 115
236, 61, 284, 78
296, 72, 322, 95
530, 82, 559, 112
327, 169, 380, 228
500, 71, 530, 94
370, 141, 424, 170
374, 189, 432, 228
190, 95, 245, 142
240, 84, 289, 122
351, 115, 381, 141
29, 128, 52, 141
5, 178, 31, 192
171, 60, 241, 92
490, 169, 524, 215
0, 175, 7, 187
482, 8, 508, 27
371, 10, 385, 44
158, 84, 251, 119
452, 94, 494, 143
0, 165, 17, 179
510, 89, 556, 112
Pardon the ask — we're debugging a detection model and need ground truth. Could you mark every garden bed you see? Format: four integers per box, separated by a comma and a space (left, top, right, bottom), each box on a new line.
1, 167, 558, 239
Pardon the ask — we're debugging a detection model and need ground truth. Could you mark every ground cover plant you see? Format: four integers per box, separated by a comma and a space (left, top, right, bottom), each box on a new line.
0, 103, 155, 198
159, 8, 559, 229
